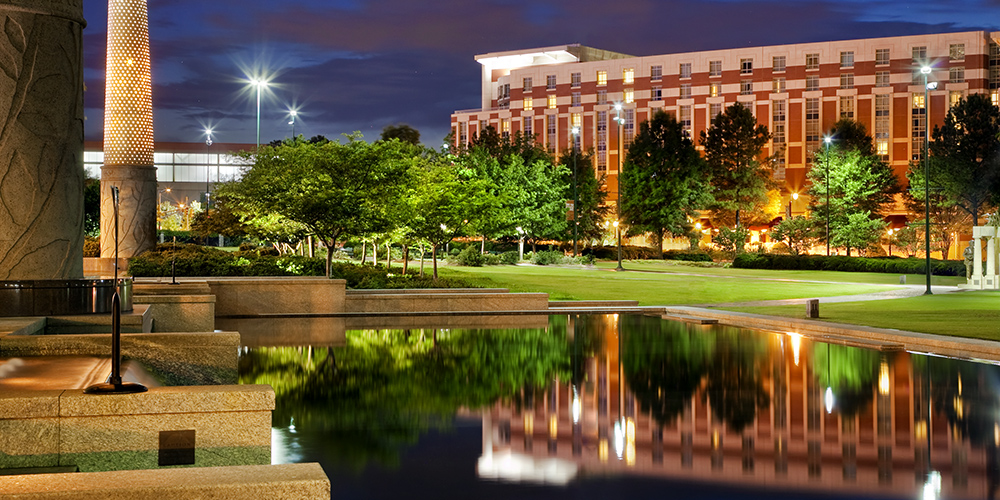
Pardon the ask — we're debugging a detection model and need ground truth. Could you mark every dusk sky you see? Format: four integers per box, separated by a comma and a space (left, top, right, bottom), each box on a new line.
81, 0, 1000, 148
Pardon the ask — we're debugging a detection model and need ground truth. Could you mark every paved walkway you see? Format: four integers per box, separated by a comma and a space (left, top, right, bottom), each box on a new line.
700, 283, 964, 308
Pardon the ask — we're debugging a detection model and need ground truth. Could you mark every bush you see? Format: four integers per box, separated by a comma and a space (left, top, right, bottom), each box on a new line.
663, 249, 713, 262
587, 245, 663, 260
731, 253, 965, 276
83, 236, 100, 257
499, 251, 520, 265
530, 250, 565, 266
451, 246, 485, 267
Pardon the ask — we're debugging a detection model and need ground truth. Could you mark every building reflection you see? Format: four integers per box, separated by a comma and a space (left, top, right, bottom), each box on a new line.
481, 314, 1000, 499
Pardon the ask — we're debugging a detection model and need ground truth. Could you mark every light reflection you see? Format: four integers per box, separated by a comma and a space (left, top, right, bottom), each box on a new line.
614, 420, 624, 459
572, 387, 581, 424
922, 471, 941, 500
788, 332, 801, 366
824, 387, 834, 414
879, 360, 891, 396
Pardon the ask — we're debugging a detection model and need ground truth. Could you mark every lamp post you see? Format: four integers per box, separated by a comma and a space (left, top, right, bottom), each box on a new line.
288, 109, 297, 139
887, 228, 895, 257
205, 128, 213, 208
614, 103, 625, 271
824, 136, 832, 256
571, 125, 580, 257
922, 65, 936, 295
787, 192, 799, 219
251, 79, 269, 148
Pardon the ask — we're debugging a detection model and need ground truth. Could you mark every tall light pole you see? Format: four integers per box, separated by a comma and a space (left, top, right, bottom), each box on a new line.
614, 103, 625, 271
922, 65, 936, 295
251, 79, 269, 147
571, 125, 580, 257
288, 109, 297, 139
204, 128, 213, 208
824, 136, 832, 256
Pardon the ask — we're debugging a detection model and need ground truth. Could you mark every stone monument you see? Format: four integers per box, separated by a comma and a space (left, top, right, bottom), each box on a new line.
100, 0, 155, 259
0, 0, 86, 280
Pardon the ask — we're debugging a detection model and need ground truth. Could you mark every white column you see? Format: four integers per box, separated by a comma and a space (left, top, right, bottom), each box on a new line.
974, 235, 984, 279
989, 236, 997, 288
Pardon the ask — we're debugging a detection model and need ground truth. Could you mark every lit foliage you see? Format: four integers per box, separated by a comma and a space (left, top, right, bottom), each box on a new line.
622, 110, 711, 254
557, 147, 610, 246
770, 216, 817, 256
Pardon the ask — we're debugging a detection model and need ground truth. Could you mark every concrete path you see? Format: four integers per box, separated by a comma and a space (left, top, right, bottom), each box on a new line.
700, 283, 965, 308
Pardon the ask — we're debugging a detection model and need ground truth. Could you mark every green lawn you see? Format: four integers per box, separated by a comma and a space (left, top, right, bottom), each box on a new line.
438, 262, 902, 305
725, 291, 1000, 340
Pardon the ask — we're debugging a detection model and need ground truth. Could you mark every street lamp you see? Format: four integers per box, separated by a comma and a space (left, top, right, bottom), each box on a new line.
205, 128, 213, 208
824, 136, 832, 256
288, 109, 297, 139
787, 192, 799, 219
571, 125, 580, 257
887, 228, 896, 257
614, 103, 625, 271
922, 65, 936, 295
251, 78, 269, 147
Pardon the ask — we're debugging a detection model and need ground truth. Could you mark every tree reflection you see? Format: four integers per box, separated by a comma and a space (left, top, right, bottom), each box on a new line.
916, 355, 1000, 449
812, 343, 878, 417
701, 328, 770, 432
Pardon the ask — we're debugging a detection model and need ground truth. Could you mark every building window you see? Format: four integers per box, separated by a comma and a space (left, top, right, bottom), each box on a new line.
840, 73, 854, 89
597, 70, 607, 86
546, 74, 557, 90
479, 120, 487, 135
597, 90, 607, 105
839, 95, 854, 119
772, 77, 785, 94
501, 119, 510, 139
709, 60, 722, 77
805, 97, 820, 152
990, 43, 1000, 90
597, 111, 608, 172
876, 71, 890, 88
710, 102, 722, 119
651, 65, 662, 81
547, 115, 557, 153
773, 56, 786, 73
459, 122, 467, 145
950, 44, 965, 61
741, 79, 753, 95
950, 66, 965, 84
876, 48, 890, 66
623, 68, 635, 85
624, 88, 634, 104
875, 94, 890, 159
624, 109, 635, 147
547, 94, 557, 109
772, 100, 786, 145
679, 105, 692, 137
912, 92, 927, 160
806, 75, 819, 91
571, 113, 582, 148
652, 86, 662, 101
680, 83, 692, 99
806, 53, 819, 71
950, 90, 963, 108
571, 72, 581, 88
680, 62, 692, 79
571, 92, 581, 107
523, 117, 532, 137
912, 46, 927, 64
523, 98, 533, 111
741, 58, 753, 74
523, 77, 532, 93
840, 51, 854, 68
709, 82, 721, 97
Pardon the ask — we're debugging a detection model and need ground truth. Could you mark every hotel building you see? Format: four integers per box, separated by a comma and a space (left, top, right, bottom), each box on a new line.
450, 31, 1000, 218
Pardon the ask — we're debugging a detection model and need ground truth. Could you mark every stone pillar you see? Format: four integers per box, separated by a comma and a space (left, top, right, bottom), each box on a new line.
973, 229, 984, 280
100, 0, 155, 259
989, 236, 997, 289
0, 0, 86, 280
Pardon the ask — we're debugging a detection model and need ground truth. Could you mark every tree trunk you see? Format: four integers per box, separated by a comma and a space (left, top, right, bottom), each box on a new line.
655, 231, 664, 258
360, 241, 367, 265
385, 242, 391, 269
325, 242, 334, 278
419, 242, 425, 277
432, 244, 438, 280
373, 239, 378, 266
402, 245, 409, 274
481, 235, 486, 254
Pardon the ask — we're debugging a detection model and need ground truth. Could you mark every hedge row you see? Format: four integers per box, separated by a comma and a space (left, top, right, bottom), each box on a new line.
732, 253, 965, 276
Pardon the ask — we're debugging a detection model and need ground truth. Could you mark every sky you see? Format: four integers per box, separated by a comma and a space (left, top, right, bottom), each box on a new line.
81, 0, 1000, 148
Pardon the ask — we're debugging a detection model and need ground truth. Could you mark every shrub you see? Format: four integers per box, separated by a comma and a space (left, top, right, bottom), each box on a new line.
499, 251, 520, 265
451, 246, 485, 267
731, 253, 965, 276
663, 249, 713, 262
530, 250, 565, 266
238, 242, 257, 252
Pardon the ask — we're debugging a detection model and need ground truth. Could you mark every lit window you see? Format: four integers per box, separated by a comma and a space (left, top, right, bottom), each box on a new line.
651, 65, 662, 81
523, 98, 533, 111
773, 56, 786, 73
950, 67, 965, 83
994, 91, 999, 107
709, 60, 722, 77
806, 53, 819, 71
597, 70, 607, 86
840, 51, 854, 68
913, 93, 925, 109
876, 48, 890, 66
876, 71, 890, 88
740, 58, 753, 74
546, 75, 557, 90
709, 82, 720, 97
950, 91, 963, 108
806, 75, 819, 91
597, 90, 607, 105
571, 92, 581, 107
772, 77, 785, 94
877, 141, 889, 156
840, 73, 854, 89
651, 86, 662, 101
501, 119, 510, 138
741, 79, 753, 95
623, 68, 634, 85
547, 95, 557, 109
680, 83, 691, 99
624, 89, 634, 103
523, 77, 532, 92
572, 113, 582, 129
950, 44, 965, 61
679, 63, 692, 79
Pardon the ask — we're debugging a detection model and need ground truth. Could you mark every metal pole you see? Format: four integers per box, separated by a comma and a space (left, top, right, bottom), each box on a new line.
923, 70, 933, 295
825, 139, 831, 256
572, 127, 579, 257
255, 83, 262, 148
616, 108, 624, 271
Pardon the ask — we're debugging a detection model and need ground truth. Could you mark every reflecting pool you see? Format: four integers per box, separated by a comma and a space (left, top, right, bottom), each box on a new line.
238, 314, 1000, 500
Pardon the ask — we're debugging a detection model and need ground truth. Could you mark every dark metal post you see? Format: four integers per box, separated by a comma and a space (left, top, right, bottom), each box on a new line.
825, 138, 831, 256
923, 68, 934, 295
572, 128, 579, 258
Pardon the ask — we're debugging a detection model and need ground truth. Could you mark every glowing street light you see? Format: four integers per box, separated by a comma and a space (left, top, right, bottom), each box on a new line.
613, 103, 625, 271
571, 125, 580, 257
921, 65, 936, 295
204, 128, 213, 207
251, 78, 270, 147
288, 109, 298, 139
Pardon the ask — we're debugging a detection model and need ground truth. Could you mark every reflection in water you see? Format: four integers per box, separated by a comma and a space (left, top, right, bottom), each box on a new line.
239, 314, 1000, 499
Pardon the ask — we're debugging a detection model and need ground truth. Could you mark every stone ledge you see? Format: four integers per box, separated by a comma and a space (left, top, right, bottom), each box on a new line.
58, 385, 274, 417
0, 462, 330, 499
345, 288, 509, 295
133, 295, 216, 305
0, 391, 62, 419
